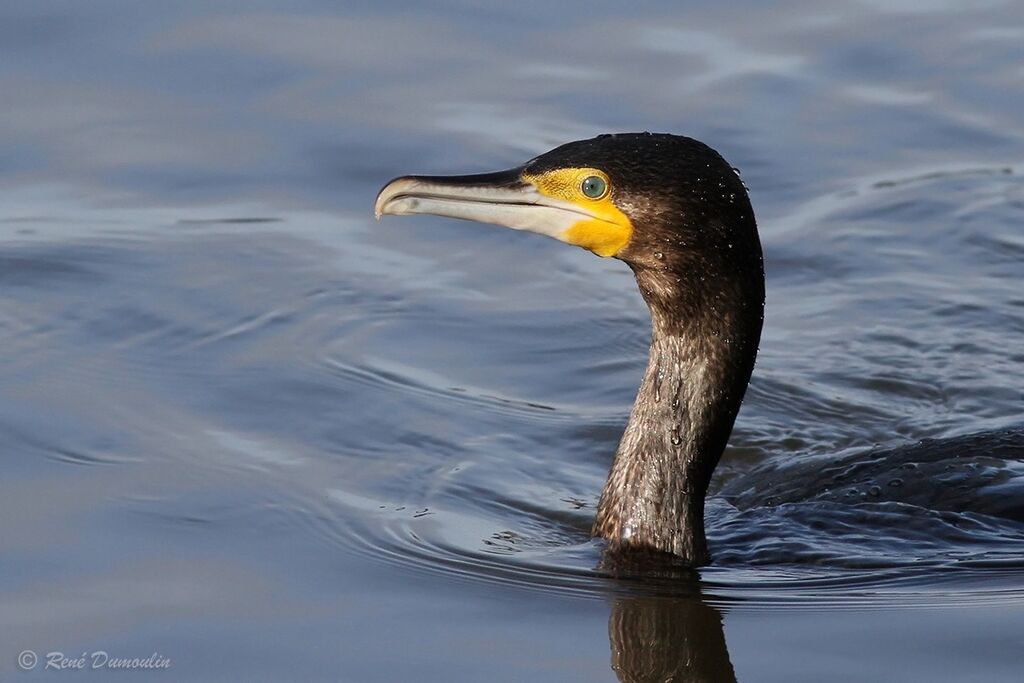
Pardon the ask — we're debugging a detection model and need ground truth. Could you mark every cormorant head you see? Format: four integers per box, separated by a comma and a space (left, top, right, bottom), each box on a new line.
376, 133, 763, 321
377, 134, 766, 565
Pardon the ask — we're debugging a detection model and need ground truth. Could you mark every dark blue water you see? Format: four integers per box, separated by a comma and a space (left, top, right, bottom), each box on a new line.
2, 2, 1024, 681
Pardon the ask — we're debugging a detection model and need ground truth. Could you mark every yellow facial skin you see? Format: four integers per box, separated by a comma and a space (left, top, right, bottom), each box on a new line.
521, 168, 633, 257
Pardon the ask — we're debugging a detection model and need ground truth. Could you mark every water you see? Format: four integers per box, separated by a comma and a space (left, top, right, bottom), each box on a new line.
2, 2, 1023, 680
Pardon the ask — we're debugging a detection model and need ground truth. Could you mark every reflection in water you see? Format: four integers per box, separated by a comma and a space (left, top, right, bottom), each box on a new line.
600, 553, 735, 682
608, 594, 735, 683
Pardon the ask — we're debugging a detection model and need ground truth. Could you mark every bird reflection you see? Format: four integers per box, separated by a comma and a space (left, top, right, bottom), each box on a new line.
608, 595, 735, 683
601, 552, 735, 682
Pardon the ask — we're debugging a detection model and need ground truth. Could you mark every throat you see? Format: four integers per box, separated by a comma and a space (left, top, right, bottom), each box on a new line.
592, 294, 756, 564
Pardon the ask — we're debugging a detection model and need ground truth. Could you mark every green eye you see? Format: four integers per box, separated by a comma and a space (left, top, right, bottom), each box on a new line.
580, 175, 608, 199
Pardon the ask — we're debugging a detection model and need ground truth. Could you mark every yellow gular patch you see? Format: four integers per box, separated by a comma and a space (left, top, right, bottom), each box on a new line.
522, 167, 633, 257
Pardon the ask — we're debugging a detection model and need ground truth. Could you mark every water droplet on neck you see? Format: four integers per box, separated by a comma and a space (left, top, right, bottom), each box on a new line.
654, 251, 664, 260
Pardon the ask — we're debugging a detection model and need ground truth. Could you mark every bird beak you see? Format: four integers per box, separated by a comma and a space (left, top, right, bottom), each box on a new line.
374, 167, 629, 256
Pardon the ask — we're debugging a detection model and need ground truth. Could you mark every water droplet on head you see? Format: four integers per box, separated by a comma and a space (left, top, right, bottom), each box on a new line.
654, 251, 664, 260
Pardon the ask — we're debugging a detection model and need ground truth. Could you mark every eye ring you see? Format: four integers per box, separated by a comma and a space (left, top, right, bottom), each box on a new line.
580, 174, 608, 200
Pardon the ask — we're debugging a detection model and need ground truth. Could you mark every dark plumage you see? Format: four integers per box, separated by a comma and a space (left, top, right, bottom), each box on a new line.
376, 132, 1023, 567
548, 136, 765, 562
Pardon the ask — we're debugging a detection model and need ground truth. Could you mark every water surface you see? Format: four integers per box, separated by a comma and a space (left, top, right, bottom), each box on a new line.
2, 2, 1024, 681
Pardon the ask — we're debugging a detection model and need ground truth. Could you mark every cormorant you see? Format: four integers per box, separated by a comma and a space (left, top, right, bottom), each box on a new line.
374, 132, 1023, 567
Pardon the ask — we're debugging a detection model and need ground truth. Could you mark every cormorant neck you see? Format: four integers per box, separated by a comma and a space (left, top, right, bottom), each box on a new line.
594, 264, 763, 564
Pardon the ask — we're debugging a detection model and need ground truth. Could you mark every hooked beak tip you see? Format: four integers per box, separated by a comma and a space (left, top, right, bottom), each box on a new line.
374, 175, 424, 221
373, 190, 392, 220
